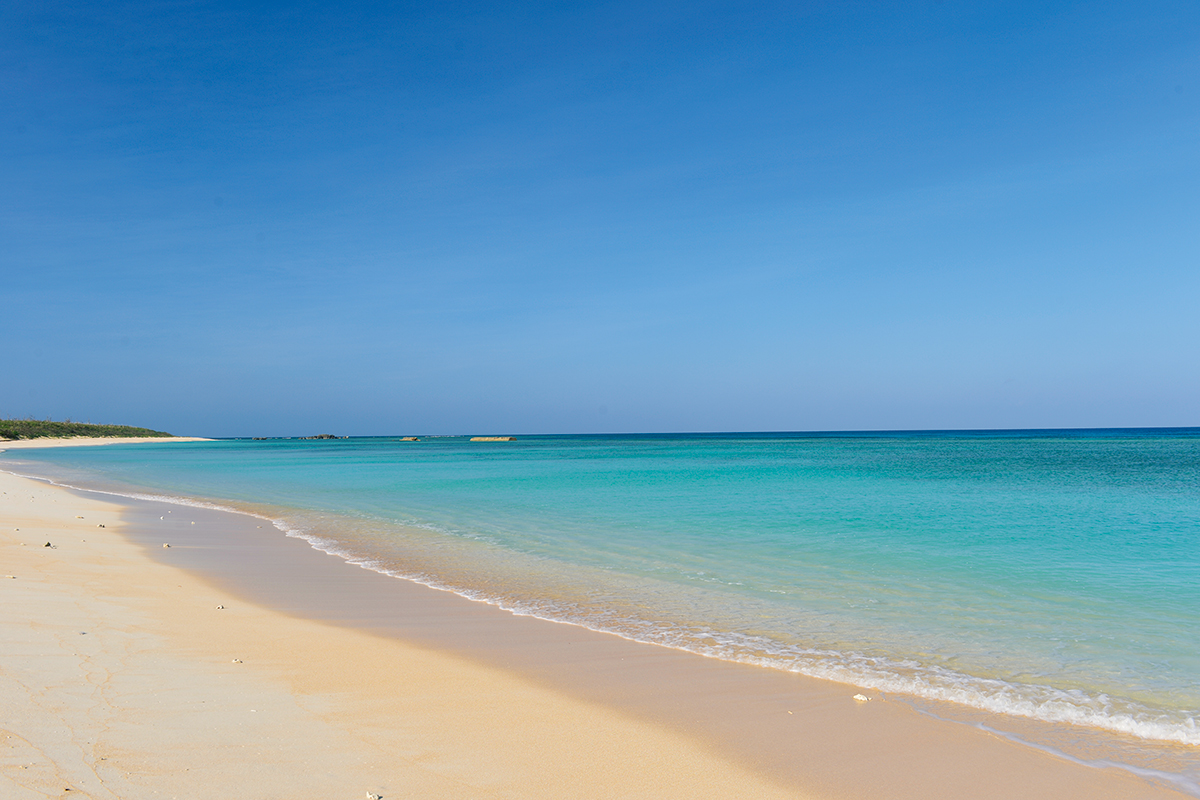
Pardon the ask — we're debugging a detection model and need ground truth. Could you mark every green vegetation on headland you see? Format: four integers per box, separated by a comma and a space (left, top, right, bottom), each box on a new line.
0, 418, 174, 440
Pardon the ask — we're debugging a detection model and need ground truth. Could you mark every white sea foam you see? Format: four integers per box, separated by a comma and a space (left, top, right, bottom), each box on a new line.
5, 466, 1199, 769
257, 499, 1200, 751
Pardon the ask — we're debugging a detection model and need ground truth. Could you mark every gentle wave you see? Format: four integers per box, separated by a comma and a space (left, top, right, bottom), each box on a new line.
911, 712, 1200, 797
9, 467, 1199, 753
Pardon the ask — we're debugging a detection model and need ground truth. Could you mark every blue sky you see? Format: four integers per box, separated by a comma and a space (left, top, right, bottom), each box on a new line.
3, 1, 1197, 436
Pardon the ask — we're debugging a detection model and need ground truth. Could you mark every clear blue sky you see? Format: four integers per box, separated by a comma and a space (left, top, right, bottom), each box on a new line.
3, 1, 1197, 436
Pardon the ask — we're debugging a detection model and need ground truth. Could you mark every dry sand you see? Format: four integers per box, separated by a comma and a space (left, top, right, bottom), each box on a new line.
0, 437, 212, 448
1, 438, 1189, 799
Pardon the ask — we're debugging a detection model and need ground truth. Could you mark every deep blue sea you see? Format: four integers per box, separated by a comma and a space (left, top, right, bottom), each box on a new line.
6, 430, 1199, 785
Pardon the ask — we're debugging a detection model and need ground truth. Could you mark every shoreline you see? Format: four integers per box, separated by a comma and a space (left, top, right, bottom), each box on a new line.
0, 436, 213, 447
2, 464, 807, 799
2, 439, 1191, 798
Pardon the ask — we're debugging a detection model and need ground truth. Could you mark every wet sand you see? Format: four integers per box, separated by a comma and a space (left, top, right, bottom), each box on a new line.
1, 439, 1189, 798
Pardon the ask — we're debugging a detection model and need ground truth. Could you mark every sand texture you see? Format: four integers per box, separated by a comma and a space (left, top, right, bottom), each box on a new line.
1, 469, 809, 799
1, 439, 1190, 799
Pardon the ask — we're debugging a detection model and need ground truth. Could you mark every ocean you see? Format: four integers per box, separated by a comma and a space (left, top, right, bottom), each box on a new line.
6, 429, 1198, 790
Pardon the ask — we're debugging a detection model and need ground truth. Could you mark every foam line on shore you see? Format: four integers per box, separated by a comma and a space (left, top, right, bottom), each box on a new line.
4, 462, 1197, 798
5, 464, 1198, 758
0, 467, 816, 799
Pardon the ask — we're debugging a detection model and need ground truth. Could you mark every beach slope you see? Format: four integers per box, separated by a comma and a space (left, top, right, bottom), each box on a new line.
2, 438, 1190, 799
0, 467, 806, 799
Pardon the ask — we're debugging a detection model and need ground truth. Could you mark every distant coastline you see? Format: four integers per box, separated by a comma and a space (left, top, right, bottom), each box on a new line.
0, 418, 174, 441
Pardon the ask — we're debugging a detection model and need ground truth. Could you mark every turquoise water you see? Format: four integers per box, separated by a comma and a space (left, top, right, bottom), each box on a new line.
6, 430, 1199, 772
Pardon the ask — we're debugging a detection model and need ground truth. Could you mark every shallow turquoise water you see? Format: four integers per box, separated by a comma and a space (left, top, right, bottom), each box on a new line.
7, 430, 1200, 757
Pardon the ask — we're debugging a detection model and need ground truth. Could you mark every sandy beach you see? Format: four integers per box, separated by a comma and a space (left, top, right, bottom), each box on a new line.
1, 439, 1189, 799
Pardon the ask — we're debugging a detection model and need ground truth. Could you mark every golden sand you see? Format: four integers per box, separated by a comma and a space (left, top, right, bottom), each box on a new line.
1, 438, 1186, 799
0, 467, 806, 799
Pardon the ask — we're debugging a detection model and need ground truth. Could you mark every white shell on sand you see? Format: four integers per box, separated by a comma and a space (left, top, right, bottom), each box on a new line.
853, 694, 870, 702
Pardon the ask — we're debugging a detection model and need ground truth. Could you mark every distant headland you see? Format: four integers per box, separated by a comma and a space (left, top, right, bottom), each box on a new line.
0, 418, 174, 441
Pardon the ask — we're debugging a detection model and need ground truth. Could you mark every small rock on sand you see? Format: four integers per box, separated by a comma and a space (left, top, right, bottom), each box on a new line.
853, 694, 871, 702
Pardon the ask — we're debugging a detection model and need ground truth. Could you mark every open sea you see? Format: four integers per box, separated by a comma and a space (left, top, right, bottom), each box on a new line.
5, 429, 1199, 791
